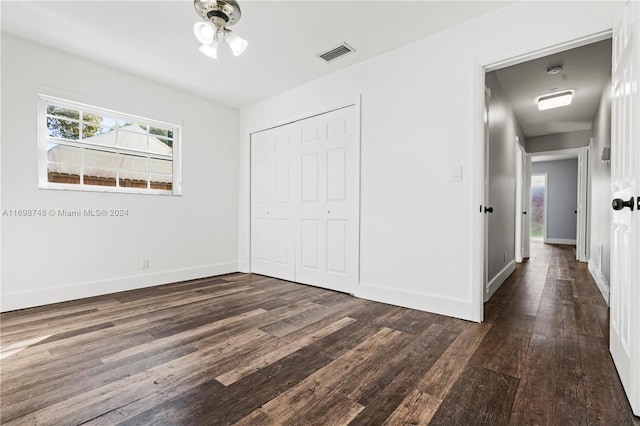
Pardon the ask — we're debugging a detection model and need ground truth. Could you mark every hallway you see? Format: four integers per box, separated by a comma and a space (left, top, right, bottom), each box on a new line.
468, 242, 639, 425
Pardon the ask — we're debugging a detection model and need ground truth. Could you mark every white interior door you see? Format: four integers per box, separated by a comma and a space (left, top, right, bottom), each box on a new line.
515, 142, 523, 263
515, 143, 531, 261
251, 104, 359, 294
297, 106, 358, 293
250, 126, 298, 281
610, 0, 640, 415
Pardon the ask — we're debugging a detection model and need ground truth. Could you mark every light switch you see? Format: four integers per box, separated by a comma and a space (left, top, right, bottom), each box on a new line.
451, 166, 462, 181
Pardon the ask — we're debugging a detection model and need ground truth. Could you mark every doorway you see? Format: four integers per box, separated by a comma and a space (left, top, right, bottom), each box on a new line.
481, 36, 611, 309
477, 3, 639, 416
530, 173, 547, 242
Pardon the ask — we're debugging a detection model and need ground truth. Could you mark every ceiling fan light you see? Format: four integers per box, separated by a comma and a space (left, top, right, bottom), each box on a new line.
537, 91, 573, 111
193, 21, 215, 45
225, 31, 248, 56
199, 40, 218, 59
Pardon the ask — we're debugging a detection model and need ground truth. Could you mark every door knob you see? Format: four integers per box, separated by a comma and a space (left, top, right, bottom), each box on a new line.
522, 211, 527, 215
484, 206, 494, 213
612, 197, 635, 211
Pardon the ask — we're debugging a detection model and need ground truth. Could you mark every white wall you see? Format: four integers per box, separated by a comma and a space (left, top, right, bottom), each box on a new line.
484, 72, 525, 300
526, 130, 591, 153
239, 2, 622, 321
1, 35, 239, 311
589, 76, 612, 303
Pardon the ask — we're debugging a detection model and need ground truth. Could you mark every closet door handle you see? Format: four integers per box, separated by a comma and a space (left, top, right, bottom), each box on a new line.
484, 206, 494, 213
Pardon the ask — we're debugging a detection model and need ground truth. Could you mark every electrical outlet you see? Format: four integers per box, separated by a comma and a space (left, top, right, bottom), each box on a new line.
141, 258, 149, 269
504, 253, 508, 262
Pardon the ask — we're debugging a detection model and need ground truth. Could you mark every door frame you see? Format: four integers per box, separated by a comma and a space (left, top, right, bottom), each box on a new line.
473, 30, 612, 322
482, 87, 491, 296
515, 139, 531, 262
249, 96, 362, 291
529, 147, 588, 251
577, 145, 590, 262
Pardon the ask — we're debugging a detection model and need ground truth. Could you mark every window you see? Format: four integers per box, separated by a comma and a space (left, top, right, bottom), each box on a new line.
530, 173, 547, 241
38, 95, 181, 195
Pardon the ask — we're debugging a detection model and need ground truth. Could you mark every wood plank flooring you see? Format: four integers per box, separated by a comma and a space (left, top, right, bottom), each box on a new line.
1, 243, 639, 425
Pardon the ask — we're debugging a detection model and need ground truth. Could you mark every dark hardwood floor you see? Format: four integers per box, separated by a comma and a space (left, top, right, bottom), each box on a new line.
1, 243, 638, 425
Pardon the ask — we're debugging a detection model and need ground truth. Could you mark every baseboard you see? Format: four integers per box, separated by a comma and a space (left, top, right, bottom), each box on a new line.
355, 282, 478, 322
0, 262, 239, 312
588, 262, 610, 306
485, 260, 516, 302
545, 238, 577, 245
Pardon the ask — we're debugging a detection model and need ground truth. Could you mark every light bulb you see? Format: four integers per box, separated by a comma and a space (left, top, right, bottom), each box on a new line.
193, 22, 215, 45
199, 39, 218, 59
225, 31, 248, 56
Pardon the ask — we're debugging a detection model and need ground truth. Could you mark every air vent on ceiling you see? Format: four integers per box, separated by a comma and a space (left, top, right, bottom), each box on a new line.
318, 43, 356, 62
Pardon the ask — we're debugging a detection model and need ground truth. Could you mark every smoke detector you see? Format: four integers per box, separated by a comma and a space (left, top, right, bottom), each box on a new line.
546, 65, 563, 75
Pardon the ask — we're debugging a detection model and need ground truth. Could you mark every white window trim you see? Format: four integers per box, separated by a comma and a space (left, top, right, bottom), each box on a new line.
38, 94, 182, 195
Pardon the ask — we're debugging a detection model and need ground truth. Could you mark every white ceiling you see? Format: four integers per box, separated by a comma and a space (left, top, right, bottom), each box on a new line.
494, 39, 612, 138
1, 1, 513, 109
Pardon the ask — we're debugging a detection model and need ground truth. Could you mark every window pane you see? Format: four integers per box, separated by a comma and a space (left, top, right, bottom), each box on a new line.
530, 175, 545, 240
84, 148, 118, 169
118, 120, 147, 131
149, 158, 172, 174
148, 136, 173, 154
47, 144, 81, 164
119, 154, 148, 172
47, 105, 79, 120
83, 168, 117, 187
48, 163, 81, 184
82, 111, 102, 130
47, 117, 79, 140
150, 175, 172, 191
83, 125, 115, 141
119, 172, 148, 188
117, 128, 149, 150
149, 126, 172, 139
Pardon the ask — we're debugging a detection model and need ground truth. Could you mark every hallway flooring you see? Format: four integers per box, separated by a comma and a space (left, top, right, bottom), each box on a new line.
1, 243, 638, 425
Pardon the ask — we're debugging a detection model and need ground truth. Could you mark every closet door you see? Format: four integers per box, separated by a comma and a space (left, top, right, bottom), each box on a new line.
297, 106, 358, 293
250, 125, 299, 281
250, 104, 359, 293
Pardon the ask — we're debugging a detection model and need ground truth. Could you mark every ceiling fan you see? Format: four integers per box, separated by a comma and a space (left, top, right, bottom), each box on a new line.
193, 0, 248, 59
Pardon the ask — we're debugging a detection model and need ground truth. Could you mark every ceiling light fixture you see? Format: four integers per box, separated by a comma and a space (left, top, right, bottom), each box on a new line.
537, 90, 573, 111
193, 0, 248, 59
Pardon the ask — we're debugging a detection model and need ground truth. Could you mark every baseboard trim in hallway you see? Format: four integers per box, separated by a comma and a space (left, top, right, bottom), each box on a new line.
485, 259, 516, 302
